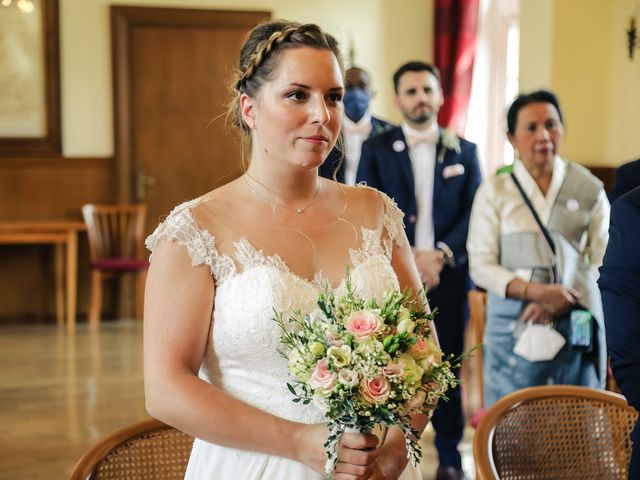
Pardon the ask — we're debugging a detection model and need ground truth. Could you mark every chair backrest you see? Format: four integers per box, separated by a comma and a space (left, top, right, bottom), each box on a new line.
474, 385, 638, 480
69, 418, 194, 480
82, 204, 147, 261
464, 289, 487, 411
468, 289, 487, 342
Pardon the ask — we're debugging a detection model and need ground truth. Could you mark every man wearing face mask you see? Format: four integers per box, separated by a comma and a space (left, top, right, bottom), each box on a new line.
357, 61, 482, 480
319, 66, 394, 184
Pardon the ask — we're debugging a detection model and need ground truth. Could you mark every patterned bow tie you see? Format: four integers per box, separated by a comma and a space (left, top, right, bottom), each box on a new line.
343, 121, 372, 137
405, 128, 439, 148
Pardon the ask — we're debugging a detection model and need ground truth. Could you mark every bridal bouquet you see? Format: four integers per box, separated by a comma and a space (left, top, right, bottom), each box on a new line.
274, 275, 461, 478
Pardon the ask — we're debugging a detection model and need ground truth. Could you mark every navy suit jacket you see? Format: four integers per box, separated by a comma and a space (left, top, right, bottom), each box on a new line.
319, 116, 394, 183
610, 158, 640, 203
356, 126, 482, 270
599, 186, 640, 478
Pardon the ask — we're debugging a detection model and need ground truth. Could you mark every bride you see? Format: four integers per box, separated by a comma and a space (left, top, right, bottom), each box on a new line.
144, 20, 434, 479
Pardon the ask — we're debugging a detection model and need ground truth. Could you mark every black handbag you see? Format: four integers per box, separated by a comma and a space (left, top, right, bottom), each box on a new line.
511, 173, 593, 352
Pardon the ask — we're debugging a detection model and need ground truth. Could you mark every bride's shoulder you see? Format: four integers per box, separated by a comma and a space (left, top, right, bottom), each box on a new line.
349, 184, 403, 221
145, 182, 236, 260
189, 180, 242, 221
334, 183, 404, 238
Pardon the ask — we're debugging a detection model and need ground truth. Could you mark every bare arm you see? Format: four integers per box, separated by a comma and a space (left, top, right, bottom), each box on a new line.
144, 239, 377, 477
144, 239, 311, 456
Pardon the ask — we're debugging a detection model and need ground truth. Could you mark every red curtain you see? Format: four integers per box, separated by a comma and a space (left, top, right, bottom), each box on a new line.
434, 0, 480, 134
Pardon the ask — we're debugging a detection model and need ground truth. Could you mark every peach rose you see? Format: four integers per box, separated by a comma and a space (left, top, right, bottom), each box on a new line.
345, 311, 383, 340
309, 358, 337, 394
361, 375, 390, 404
408, 335, 442, 361
416, 337, 444, 370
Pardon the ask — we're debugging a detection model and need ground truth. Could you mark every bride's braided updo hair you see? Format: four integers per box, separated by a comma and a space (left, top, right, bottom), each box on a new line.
229, 20, 344, 136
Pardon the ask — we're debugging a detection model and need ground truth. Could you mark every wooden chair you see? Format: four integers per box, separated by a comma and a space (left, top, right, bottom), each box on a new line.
462, 289, 487, 417
474, 385, 638, 480
82, 204, 149, 327
69, 418, 194, 480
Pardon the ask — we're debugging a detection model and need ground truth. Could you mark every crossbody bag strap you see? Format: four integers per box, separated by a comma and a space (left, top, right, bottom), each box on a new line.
510, 173, 558, 283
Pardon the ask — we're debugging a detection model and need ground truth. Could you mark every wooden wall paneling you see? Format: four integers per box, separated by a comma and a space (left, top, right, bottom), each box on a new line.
0, 157, 113, 219
588, 166, 615, 193
0, 157, 114, 322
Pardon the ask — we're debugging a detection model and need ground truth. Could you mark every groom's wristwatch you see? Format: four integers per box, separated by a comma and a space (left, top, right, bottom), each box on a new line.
435, 242, 455, 268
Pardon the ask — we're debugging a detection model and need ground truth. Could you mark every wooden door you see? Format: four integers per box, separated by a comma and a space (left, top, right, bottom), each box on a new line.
112, 7, 270, 234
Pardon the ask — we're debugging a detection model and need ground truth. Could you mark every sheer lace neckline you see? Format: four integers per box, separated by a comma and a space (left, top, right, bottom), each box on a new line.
215, 229, 385, 291
145, 190, 404, 289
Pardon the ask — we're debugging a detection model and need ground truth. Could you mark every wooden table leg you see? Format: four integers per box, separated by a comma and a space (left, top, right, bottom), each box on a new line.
54, 242, 65, 326
66, 231, 78, 334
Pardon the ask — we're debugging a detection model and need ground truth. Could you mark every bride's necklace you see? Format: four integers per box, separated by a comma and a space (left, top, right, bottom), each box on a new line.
243, 173, 321, 214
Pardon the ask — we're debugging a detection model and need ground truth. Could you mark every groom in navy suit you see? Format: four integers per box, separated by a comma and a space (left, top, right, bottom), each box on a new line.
599, 186, 640, 480
357, 61, 481, 480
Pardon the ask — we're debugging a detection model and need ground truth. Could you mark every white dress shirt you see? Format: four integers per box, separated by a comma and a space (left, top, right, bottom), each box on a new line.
402, 123, 438, 250
342, 113, 372, 186
467, 156, 610, 296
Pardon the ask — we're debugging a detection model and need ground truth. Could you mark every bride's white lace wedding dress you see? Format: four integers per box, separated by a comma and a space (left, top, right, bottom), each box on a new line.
146, 188, 422, 480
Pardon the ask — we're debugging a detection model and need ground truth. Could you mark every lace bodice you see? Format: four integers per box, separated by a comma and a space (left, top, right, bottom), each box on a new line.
145, 190, 405, 424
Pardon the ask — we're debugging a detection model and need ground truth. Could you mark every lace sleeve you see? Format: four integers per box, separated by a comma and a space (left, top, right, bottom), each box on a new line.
145, 199, 236, 283
379, 191, 406, 255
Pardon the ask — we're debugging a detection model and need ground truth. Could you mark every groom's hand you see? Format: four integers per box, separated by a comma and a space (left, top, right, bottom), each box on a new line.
413, 248, 444, 289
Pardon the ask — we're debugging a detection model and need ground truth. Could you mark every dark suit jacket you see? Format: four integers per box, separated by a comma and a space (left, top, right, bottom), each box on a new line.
599, 186, 640, 479
610, 158, 640, 203
319, 116, 394, 183
356, 126, 482, 269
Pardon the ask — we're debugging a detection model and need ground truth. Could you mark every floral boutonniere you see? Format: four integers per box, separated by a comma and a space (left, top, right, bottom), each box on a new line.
437, 128, 461, 163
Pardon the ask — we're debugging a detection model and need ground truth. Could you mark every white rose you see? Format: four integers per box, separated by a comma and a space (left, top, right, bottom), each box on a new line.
397, 318, 416, 334
338, 368, 359, 387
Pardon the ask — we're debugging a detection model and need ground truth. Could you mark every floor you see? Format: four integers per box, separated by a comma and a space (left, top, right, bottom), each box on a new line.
0, 320, 476, 480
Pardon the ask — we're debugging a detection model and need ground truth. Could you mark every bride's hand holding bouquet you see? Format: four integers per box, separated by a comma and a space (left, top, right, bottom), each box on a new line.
275, 273, 463, 479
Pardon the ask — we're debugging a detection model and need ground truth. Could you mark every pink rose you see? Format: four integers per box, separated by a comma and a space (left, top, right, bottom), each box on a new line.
309, 359, 337, 394
361, 375, 390, 404
345, 311, 383, 340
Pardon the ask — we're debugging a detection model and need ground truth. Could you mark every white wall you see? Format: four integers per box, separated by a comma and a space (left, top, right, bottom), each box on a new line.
519, 0, 640, 167
519, 0, 553, 92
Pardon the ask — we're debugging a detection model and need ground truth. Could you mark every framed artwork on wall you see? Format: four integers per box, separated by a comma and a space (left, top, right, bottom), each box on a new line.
0, 0, 61, 156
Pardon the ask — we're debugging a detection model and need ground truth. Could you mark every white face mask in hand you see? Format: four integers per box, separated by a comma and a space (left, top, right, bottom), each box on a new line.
513, 322, 566, 362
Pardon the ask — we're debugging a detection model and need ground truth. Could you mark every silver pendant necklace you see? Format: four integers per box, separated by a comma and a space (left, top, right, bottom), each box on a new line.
243, 173, 321, 214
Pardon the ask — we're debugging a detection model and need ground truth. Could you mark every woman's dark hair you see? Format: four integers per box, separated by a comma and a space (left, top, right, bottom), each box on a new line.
228, 20, 344, 136
506, 90, 564, 135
